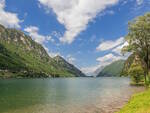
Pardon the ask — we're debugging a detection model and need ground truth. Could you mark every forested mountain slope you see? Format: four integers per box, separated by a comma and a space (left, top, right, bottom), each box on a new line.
97, 60, 125, 77
0, 25, 85, 78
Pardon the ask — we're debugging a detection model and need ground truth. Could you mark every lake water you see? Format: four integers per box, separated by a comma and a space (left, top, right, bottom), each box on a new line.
0, 77, 144, 113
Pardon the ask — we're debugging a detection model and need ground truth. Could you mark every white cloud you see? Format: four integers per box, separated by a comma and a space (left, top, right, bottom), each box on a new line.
81, 65, 101, 76
66, 54, 76, 64
24, 26, 54, 44
96, 37, 128, 65
0, 0, 20, 28
48, 51, 60, 58
112, 41, 128, 55
38, 0, 119, 44
96, 37, 124, 51
43, 46, 60, 58
97, 53, 123, 64
136, 0, 143, 5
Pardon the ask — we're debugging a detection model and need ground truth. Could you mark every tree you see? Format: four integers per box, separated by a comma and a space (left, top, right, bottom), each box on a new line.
128, 62, 144, 84
122, 13, 150, 83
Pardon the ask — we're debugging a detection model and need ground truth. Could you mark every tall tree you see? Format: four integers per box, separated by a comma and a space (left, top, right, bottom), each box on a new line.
122, 13, 150, 83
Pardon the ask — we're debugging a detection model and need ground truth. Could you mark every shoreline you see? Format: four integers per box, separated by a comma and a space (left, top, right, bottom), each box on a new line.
117, 88, 150, 113
66, 86, 146, 113
113, 86, 146, 113
90, 86, 145, 113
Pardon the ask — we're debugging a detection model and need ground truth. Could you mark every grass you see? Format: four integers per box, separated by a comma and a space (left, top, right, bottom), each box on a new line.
117, 88, 150, 113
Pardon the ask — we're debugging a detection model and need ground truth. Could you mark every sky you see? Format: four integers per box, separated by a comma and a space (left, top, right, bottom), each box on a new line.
0, 0, 150, 75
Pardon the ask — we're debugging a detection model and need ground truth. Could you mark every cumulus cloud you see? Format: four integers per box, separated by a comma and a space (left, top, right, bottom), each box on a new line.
96, 37, 129, 65
66, 54, 76, 64
38, 0, 119, 44
112, 41, 128, 55
43, 46, 60, 58
0, 0, 20, 28
96, 37, 124, 51
24, 26, 54, 44
96, 53, 124, 64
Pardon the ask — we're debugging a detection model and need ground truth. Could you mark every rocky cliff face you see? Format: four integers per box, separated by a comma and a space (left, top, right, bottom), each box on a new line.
0, 25, 50, 59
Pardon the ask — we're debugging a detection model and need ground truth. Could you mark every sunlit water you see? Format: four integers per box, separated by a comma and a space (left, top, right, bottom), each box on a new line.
0, 77, 144, 113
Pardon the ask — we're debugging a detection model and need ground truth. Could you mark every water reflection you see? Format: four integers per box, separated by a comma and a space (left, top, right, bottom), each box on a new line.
0, 78, 144, 113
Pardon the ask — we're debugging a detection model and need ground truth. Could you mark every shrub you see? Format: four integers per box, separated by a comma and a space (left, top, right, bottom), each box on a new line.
128, 63, 144, 84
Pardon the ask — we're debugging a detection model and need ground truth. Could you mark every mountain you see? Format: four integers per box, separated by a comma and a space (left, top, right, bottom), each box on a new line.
0, 24, 85, 78
97, 60, 125, 77
52, 56, 85, 77
93, 66, 105, 77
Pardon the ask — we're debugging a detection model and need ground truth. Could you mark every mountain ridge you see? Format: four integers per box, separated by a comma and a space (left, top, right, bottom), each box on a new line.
0, 24, 86, 78
97, 60, 125, 77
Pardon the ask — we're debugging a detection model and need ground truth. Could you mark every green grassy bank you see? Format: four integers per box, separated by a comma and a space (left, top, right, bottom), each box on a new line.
117, 88, 150, 113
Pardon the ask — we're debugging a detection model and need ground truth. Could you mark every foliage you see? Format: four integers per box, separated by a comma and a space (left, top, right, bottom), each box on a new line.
117, 89, 150, 113
121, 54, 135, 76
122, 13, 150, 83
128, 63, 144, 84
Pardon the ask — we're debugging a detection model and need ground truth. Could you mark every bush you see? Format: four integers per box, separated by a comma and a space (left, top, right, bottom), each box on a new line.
128, 63, 144, 84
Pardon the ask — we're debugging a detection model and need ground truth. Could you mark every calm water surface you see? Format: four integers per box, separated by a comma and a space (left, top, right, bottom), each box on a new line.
0, 77, 144, 113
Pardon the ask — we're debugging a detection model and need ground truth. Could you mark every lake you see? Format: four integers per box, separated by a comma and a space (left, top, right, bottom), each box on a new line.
0, 77, 144, 113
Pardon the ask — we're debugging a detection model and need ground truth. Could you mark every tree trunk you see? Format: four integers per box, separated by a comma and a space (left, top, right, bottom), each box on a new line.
147, 47, 149, 80
144, 72, 147, 83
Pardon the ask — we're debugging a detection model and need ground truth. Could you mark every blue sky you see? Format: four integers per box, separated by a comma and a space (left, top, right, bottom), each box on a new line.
0, 0, 150, 75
